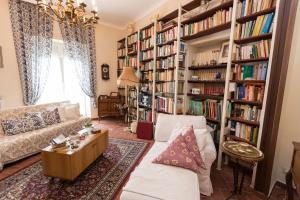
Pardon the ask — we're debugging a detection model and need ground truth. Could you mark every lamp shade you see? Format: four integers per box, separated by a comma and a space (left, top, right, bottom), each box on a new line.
117, 67, 139, 87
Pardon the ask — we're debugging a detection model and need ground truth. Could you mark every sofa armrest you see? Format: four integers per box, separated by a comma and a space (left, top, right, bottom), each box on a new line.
201, 134, 217, 169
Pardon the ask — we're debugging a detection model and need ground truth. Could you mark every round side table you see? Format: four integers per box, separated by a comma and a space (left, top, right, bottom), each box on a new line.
221, 141, 264, 200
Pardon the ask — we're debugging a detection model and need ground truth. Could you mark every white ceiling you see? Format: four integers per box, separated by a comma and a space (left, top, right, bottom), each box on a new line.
86, 0, 169, 29
28, 0, 169, 29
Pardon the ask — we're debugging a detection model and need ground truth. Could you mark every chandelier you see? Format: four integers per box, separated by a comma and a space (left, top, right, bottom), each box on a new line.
36, 0, 99, 28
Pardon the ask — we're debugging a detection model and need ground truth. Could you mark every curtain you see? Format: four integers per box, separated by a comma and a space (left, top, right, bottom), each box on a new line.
59, 22, 97, 103
9, 0, 53, 105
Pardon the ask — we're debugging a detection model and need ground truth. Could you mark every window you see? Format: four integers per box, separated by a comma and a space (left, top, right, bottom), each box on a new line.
39, 40, 91, 116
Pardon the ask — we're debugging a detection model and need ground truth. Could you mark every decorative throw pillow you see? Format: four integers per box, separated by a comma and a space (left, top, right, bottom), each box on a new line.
25, 112, 46, 130
182, 127, 206, 169
41, 108, 61, 125
1, 119, 24, 136
153, 134, 200, 173
168, 126, 190, 144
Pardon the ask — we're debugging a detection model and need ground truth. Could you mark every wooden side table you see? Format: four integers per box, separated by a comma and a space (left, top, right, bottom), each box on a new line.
222, 141, 264, 200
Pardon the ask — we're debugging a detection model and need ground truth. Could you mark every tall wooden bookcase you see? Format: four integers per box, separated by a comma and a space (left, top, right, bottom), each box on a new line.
116, 0, 280, 185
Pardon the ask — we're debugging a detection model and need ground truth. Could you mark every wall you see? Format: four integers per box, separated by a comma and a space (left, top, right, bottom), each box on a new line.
0, 0, 124, 118
270, 1, 300, 189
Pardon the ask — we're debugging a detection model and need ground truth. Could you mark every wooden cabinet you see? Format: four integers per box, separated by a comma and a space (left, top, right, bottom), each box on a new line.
98, 92, 124, 119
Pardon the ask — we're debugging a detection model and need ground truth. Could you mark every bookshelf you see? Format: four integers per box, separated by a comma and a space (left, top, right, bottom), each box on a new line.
116, 0, 280, 185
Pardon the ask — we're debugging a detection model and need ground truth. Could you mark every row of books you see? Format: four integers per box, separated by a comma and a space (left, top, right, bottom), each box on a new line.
227, 103, 261, 122
118, 59, 125, 69
228, 120, 259, 144
237, 0, 276, 19
157, 27, 178, 45
117, 49, 126, 57
140, 83, 153, 94
140, 38, 154, 51
231, 63, 268, 81
128, 57, 137, 68
156, 56, 176, 69
157, 43, 176, 57
140, 50, 154, 61
128, 33, 138, 45
190, 84, 224, 96
234, 40, 271, 60
233, 84, 264, 102
117, 42, 125, 49
155, 82, 175, 93
187, 99, 222, 121
138, 109, 152, 122
141, 61, 154, 71
156, 97, 174, 114
140, 26, 154, 40
235, 13, 274, 39
193, 69, 226, 81
183, 9, 232, 37
128, 43, 137, 54
192, 49, 221, 66
156, 71, 174, 82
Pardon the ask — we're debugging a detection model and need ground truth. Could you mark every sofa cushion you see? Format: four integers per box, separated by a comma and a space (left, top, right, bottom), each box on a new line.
24, 112, 46, 130
183, 127, 206, 169
64, 103, 81, 120
41, 108, 61, 125
1, 118, 24, 136
153, 134, 200, 173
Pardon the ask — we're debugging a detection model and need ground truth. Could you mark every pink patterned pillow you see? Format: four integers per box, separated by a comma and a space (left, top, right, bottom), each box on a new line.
182, 127, 206, 169
152, 134, 200, 173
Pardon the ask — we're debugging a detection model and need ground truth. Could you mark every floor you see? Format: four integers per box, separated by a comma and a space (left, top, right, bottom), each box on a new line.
0, 118, 291, 200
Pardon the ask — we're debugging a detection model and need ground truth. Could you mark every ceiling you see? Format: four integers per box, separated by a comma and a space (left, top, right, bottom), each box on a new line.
28, 0, 169, 29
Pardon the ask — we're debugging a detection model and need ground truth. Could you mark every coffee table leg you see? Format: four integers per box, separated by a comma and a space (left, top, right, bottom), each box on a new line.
239, 167, 246, 194
226, 161, 239, 200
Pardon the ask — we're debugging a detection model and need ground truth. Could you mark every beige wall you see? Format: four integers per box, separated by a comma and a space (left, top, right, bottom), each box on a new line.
270, 1, 300, 190
0, 0, 124, 118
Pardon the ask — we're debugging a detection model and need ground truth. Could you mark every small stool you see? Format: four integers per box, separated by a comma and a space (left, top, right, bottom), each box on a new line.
136, 121, 153, 140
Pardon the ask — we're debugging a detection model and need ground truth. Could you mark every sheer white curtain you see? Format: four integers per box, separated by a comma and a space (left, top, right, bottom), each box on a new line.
39, 40, 91, 116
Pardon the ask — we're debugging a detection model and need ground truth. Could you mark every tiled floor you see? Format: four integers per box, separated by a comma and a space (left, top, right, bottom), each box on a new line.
0, 118, 291, 200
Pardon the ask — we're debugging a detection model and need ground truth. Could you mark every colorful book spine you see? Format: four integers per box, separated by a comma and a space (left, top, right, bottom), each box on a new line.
188, 99, 223, 121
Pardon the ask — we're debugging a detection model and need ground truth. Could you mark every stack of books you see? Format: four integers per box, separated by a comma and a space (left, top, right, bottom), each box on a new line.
234, 84, 264, 102
237, 0, 276, 18
235, 13, 274, 39
156, 82, 175, 93
235, 40, 271, 60
156, 97, 174, 113
227, 103, 261, 121
157, 27, 178, 45
191, 84, 225, 96
188, 99, 223, 121
156, 71, 174, 81
140, 26, 154, 40
193, 49, 221, 66
183, 9, 232, 37
157, 43, 176, 57
156, 55, 176, 69
140, 50, 153, 61
141, 61, 154, 71
228, 120, 259, 143
140, 38, 154, 50
231, 63, 268, 80
194, 68, 226, 81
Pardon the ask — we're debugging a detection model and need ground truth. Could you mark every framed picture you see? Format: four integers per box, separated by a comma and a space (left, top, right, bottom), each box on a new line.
219, 41, 229, 64
0, 46, 3, 68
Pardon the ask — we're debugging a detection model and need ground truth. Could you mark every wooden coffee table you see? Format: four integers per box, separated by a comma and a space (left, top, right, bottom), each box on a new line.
41, 130, 108, 181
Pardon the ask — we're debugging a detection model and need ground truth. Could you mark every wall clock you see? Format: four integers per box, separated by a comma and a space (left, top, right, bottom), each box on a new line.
101, 64, 110, 80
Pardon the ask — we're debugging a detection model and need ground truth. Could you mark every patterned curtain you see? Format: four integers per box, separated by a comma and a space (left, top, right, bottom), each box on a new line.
9, 0, 53, 105
59, 22, 97, 102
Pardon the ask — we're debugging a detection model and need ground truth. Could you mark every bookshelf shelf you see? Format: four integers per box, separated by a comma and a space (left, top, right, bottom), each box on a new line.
128, 51, 137, 56
181, 22, 231, 41
157, 53, 177, 59
188, 80, 225, 84
141, 46, 154, 52
229, 99, 263, 106
118, 47, 125, 50
187, 93, 224, 100
118, 56, 126, 59
156, 67, 176, 71
207, 117, 221, 124
140, 35, 152, 41
140, 58, 153, 62
236, 7, 276, 24
232, 57, 269, 64
227, 117, 260, 126
157, 39, 177, 47
157, 25, 177, 34
234, 33, 273, 44
188, 64, 227, 70
230, 80, 266, 85
181, 0, 233, 25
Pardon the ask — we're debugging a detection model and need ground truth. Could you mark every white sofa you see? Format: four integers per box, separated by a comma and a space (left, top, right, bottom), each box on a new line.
0, 102, 88, 170
121, 114, 217, 200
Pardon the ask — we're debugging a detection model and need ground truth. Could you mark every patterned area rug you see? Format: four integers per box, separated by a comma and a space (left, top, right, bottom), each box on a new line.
0, 138, 148, 200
